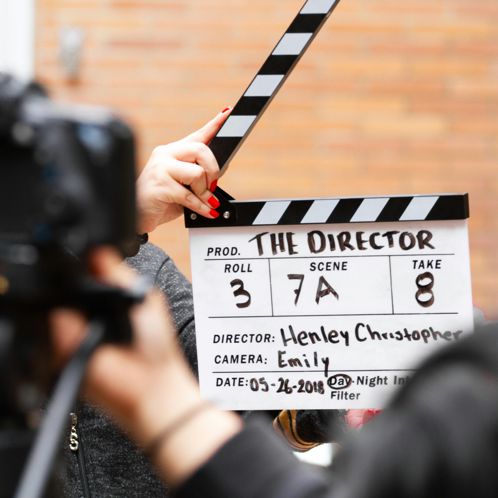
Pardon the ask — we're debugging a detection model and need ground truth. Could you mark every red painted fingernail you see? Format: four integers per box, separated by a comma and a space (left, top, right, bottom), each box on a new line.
210, 209, 220, 218
210, 180, 218, 192
222, 107, 232, 113
208, 196, 220, 209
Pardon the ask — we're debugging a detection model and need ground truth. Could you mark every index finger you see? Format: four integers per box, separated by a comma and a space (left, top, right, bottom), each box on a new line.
180, 107, 232, 146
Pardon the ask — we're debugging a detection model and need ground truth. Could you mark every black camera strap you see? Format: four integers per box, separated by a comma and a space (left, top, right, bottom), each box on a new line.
13, 321, 104, 498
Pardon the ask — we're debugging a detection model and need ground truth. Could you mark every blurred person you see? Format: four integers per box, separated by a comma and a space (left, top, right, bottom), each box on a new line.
52, 248, 498, 498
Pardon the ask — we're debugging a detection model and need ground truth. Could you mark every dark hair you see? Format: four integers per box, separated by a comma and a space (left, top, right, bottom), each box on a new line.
332, 323, 498, 498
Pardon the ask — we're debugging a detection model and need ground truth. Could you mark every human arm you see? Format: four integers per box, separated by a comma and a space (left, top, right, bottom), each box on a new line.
125, 242, 198, 376
51, 247, 241, 488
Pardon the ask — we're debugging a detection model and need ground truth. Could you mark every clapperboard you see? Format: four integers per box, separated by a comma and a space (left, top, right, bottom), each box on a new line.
185, 0, 474, 410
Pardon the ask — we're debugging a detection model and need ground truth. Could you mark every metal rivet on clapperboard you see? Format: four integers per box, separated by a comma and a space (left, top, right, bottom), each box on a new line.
223, 211, 230, 219
190, 213, 197, 220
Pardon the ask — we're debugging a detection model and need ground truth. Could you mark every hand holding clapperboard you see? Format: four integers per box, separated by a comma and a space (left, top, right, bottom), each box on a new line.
185, 0, 473, 410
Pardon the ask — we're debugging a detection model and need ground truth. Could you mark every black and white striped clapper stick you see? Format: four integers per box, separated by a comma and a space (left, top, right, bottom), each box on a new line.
210, 0, 341, 175
187, 194, 470, 228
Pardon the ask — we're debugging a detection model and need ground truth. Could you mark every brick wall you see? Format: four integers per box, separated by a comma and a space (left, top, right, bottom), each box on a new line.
35, 0, 498, 318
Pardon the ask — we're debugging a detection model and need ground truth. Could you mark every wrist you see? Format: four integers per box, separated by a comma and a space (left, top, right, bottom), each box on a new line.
156, 407, 242, 488
134, 359, 202, 446
132, 361, 242, 487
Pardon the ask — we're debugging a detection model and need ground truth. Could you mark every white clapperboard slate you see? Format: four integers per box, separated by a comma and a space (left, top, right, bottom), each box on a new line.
185, 0, 474, 410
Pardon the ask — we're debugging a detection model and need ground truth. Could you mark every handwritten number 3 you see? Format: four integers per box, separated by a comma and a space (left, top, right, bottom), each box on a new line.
230, 279, 251, 308
415, 272, 435, 308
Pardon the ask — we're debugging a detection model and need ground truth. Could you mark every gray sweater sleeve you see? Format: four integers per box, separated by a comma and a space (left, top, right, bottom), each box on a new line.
128, 242, 198, 376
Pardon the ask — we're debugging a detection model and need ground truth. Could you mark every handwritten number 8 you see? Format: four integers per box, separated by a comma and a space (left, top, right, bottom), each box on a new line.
230, 279, 251, 308
415, 272, 434, 308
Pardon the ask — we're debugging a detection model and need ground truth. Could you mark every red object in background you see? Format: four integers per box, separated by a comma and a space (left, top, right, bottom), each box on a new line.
346, 409, 382, 430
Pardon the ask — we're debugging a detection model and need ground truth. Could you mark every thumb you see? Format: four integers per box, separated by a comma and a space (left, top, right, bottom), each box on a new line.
180, 107, 232, 145
87, 246, 138, 289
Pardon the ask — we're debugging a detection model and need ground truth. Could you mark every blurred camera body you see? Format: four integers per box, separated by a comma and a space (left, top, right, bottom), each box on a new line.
0, 74, 136, 301
0, 75, 138, 429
